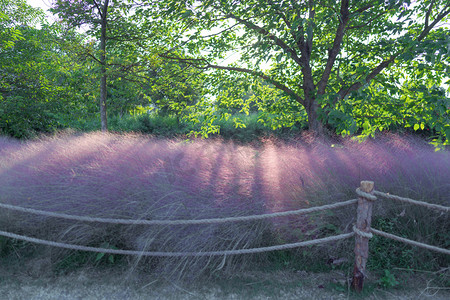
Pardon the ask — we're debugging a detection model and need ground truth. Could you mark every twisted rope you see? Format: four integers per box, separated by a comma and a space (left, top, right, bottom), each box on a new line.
352, 225, 373, 239
371, 228, 450, 255
373, 191, 449, 212
0, 230, 355, 257
355, 188, 377, 201
0, 199, 358, 225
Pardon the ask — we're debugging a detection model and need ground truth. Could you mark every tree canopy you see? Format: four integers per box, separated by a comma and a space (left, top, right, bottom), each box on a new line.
0, 0, 448, 146
149, 0, 449, 142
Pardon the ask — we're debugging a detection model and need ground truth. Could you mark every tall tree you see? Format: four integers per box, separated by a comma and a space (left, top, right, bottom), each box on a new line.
152, 0, 450, 140
51, 0, 128, 131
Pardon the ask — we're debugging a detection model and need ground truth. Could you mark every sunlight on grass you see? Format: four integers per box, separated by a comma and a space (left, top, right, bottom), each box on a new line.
0, 132, 448, 278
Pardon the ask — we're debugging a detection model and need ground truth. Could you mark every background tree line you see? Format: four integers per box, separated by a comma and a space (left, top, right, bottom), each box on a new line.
0, 0, 449, 147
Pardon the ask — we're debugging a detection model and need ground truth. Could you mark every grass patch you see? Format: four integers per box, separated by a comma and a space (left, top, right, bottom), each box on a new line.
0, 131, 448, 281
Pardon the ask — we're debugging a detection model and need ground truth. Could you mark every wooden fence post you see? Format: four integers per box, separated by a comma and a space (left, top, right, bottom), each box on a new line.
352, 180, 375, 292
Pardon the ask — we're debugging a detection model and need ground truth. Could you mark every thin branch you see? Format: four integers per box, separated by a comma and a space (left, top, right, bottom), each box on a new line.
352, 115, 396, 119
107, 34, 144, 42
347, 11, 388, 30
318, 0, 339, 15
86, 51, 102, 64
419, 4, 450, 41
199, 23, 240, 39
352, 4, 374, 14
225, 13, 304, 68
206, 65, 304, 105
159, 54, 304, 105
306, 0, 315, 57
425, 0, 436, 28
268, 0, 292, 30
91, 0, 103, 18
337, 56, 396, 100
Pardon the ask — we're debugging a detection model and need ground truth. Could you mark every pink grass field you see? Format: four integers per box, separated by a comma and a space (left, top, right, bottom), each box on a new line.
0, 132, 448, 275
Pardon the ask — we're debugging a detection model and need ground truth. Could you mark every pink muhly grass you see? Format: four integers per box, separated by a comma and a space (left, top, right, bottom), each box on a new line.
0, 131, 448, 277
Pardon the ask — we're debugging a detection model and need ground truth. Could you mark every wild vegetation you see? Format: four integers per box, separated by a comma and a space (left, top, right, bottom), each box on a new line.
0, 132, 448, 283
0, 0, 449, 295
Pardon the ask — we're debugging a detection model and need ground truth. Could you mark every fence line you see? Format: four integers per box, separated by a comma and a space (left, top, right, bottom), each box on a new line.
370, 228, 450, 256
0, 199, 358, 225
356, 188, 450, 256
1, 181, 449, 293
373, 190, 449, 212
0, 230, 354, 257
351, 182, 449, 292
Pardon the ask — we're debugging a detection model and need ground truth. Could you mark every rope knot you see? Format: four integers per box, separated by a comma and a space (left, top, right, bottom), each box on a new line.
353, 225, 373, 239
356, 188, 377, 201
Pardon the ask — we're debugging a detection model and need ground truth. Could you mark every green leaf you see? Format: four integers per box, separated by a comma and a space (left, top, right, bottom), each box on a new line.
95, 252, 105, 262
414, 124, 419, 131
181, 10, 193, 18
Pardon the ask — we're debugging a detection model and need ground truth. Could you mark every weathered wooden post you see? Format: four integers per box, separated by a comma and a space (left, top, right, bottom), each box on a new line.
352, 181, 375, 292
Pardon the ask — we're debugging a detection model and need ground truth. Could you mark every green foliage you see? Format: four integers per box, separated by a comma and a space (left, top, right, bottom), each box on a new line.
0, 25, 75, 138
1, 0, 448, 150
0, 96, 59, 138
94, 243, 118, 265
0, 0, 43, 50
379, 270, 400, 288
148, 0, 450, 144
368, 214, 449, 272
110, 114, 183, 135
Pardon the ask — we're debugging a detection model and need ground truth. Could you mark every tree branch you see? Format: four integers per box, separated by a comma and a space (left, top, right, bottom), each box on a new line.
107, 34, 144, 42
425, 0, 436, 28
92, 0, 103, 18
336, 2, 450, 101
86, 51, 102, 64
317, 0, 350, 95
419, 3, 450, 41
159, 54, 305, 105
199, 23, 240, 39
225, 13, 304, 68
268, 0, 293, 32
306, 0, 315, 57
337, 56, 396, 100
347, 11, 387, 30
352, 4, 374, 14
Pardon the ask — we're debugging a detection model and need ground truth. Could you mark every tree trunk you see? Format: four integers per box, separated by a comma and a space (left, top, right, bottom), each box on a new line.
99, 1, 109, 132
304, 90, 325, 136
306, 104, 324, 135
100, 72, 107, 131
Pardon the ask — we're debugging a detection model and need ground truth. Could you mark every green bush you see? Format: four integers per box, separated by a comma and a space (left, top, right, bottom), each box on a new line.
109, 114, 187, 136
0, 96, 60, 138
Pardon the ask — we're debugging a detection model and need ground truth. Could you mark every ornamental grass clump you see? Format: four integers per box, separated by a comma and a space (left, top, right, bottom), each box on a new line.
0, 131, 448, 277
0, 133, 271, 278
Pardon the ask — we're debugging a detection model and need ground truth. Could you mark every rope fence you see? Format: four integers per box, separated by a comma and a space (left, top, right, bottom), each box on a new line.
0, 180, 449, 292
0, 198, 359, 225
0, 230, 355, 257
370, 228, 450, 256
373, 190, 449, 212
